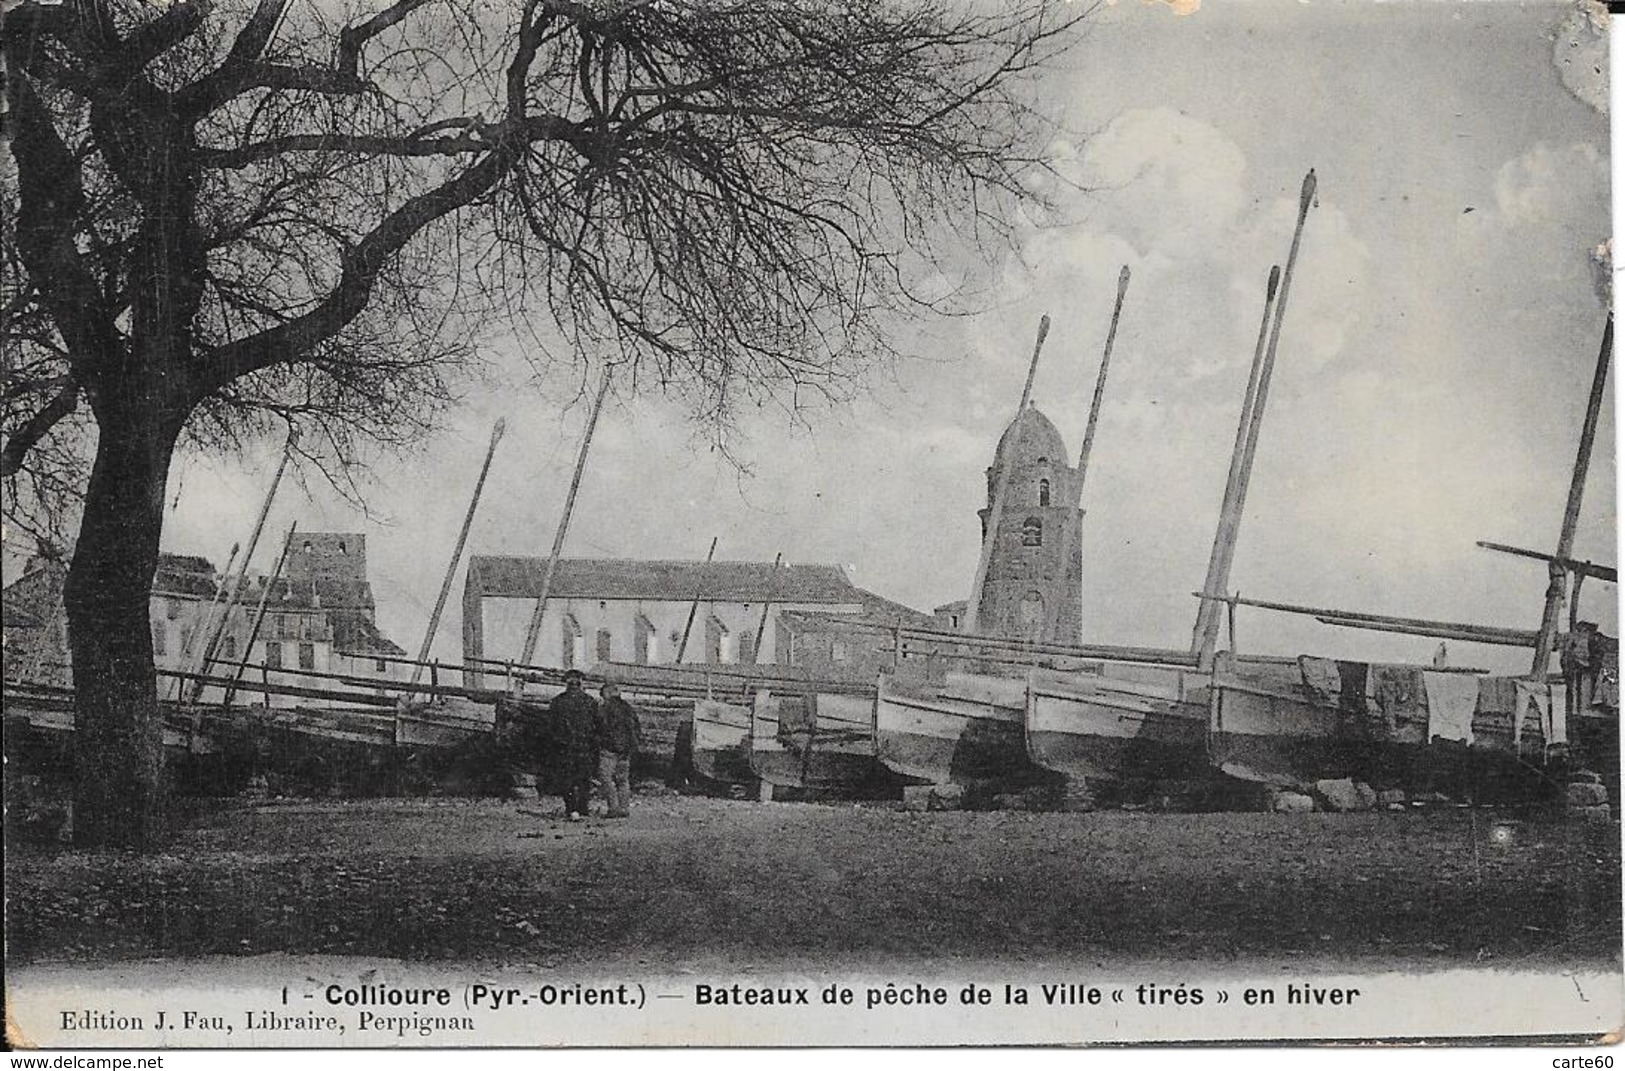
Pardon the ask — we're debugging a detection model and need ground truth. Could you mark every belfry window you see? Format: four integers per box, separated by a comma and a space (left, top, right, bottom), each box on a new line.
1022, 517, 1043, 547
1038, 479, 1051, 506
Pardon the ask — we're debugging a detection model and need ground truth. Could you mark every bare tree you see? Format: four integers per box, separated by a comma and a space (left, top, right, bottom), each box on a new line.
1, 0, 1086, 848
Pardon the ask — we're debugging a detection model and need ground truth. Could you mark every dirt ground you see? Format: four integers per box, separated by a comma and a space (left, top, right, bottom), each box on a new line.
6, 791, 1620, 974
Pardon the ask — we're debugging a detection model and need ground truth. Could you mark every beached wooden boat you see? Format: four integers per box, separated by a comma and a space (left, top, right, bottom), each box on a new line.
395, 695, 494, 748
1024, 663, 1209, 783
1206, 660, 1365, 786
691, 698, 754, 784
749, 690, 889, 792
875, 670, 1050, 786
1208, 657, 1558, 789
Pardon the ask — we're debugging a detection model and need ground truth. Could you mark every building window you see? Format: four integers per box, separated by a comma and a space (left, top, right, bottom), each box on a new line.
831, 640, 849, 663
562, 616, 581, 670
375, 658, 387, 673
1020, 590, 1045, 639
1022, 517, 1043, 547
739, 629, 756, 666
264, 642, 283, 669
634, 615, 657, 665
298, 642, 316, 671
1039, 478, 1051, 506
596, 628, 612, 664
222, 635, 238, 661
152, 620, 167, 657
706, 616, 730, 665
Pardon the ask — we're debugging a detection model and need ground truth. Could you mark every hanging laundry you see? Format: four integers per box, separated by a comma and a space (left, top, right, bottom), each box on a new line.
1336, 660, 1374, 734
1299, 656, 1340, 702
1514, 679, 1559, 747
1423, 671, 1478, 745
1369, 665, 1426, 743
1476, 676, 1518, 748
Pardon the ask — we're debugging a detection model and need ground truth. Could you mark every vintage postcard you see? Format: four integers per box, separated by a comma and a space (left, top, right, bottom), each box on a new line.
2, 0, 1618, 1051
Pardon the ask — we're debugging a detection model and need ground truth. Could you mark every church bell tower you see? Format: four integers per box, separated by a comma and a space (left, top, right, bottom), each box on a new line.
975, 404, 1083, 644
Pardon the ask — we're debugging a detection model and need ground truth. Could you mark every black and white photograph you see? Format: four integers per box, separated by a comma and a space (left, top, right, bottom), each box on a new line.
2, 0, 1619, 1050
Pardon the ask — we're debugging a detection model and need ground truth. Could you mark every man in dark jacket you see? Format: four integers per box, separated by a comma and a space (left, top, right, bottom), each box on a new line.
548, 670, 598, 820
595, 681, 642, 818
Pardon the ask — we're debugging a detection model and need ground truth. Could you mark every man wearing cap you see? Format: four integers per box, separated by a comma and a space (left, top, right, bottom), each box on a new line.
595, 682, 643, 818
548, 670, 598, 821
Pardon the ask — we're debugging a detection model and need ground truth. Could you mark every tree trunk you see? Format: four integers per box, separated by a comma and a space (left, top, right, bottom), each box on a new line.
63, 403, 180, 850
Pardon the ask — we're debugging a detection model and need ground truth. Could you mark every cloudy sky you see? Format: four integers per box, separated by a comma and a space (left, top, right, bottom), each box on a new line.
149, 0, 1613, 674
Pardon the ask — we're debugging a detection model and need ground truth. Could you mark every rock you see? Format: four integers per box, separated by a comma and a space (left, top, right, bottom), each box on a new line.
928, 783, 968, 811
1353, 781, 1378, 810
1565, 781, 1609, 808
1572, 804, 1614, 825
1376, 788, 1406, 807
1269, 790, 1315, 814
1311, 777, 1371, 812
992, 793, 1028, 812
1021, 783, 1064, 812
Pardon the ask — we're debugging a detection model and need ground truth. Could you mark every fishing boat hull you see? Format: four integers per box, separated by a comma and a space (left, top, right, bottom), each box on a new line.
750, 691, 888, 792
1208, 669, 1367, 786
691, 698, 754, 785
875, 671, 1046, 786
1024, 666, 1208, 783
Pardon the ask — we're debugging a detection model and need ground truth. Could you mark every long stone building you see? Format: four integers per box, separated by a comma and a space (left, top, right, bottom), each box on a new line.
459, 556, 927, 685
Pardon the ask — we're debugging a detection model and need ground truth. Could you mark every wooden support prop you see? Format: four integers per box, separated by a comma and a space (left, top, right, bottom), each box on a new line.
170, 540, 240, 702
1531, 316, 1612, 677
222, 521, 299, 709
521, 375, 611, 665
413, 418, 505, 686
676, 536, 719, 663
1193, 590, 1539, 647
965, 314, 1051, 632
751, 552, 782, 664
189, 428, 299, 701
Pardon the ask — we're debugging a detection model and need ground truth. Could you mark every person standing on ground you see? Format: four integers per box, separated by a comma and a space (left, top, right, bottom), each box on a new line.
595, 681, 643, 819
548, 670, 599, 821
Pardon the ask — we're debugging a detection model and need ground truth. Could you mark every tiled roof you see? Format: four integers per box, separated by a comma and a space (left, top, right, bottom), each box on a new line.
329, 610, 407, 656
154, 553, 219, 598
466, 556, 861, 603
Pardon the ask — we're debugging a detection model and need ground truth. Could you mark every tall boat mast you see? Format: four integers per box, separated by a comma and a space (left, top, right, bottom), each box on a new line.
187, 428, 299, 702
1192, 169, 1318, 666
411, 418, 506, 686
964, 314, 1051, 632
1074, 266, 1132, 491
1529, 315, 1613, 676
520, 375, 611, 666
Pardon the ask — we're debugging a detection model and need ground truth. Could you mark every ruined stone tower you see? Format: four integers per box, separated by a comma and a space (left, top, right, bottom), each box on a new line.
974, 404, 1083, 644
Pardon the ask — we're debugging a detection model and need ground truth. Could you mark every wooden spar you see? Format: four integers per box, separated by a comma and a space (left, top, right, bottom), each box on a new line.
750, 552, 782, 664
222, 522, 298, 708
675, 536, 719, 662
1074, 267, 1132, 492
1191, 590, 1539, 647
1192, 265, 1281, 659
1193, 169, 1318, 666
167, 540, 240, 701
964, 313, 1052, 632
411, 418, 506, 686
1531, 316, 1614, 676
836, 616, 1201, 667
1476, 541, 1616, 583
187, 428, 299, 702
520, 374, 611, 665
